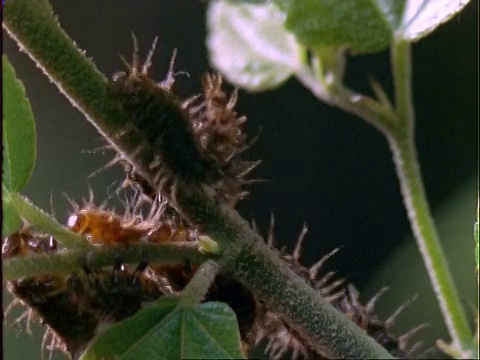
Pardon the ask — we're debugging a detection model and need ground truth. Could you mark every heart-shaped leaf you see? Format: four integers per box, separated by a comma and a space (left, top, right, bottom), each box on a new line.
82, 298, 244, 360
2, 56, 37, 192
207, 1, 303, 91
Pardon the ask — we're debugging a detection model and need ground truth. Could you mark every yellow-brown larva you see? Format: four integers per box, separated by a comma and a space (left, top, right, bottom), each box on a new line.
67, 206, 195, 245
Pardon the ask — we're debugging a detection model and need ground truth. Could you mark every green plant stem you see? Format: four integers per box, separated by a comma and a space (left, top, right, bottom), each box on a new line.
180, 260, 219, 306
222, 241, 394, 359
297, 31, 472, 351
390, 39, 471, 347
3, 1, 394, 358
3, 242, 209, 280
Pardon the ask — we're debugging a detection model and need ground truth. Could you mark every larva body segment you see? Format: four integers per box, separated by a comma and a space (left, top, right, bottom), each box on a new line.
111, 77, 216, 183
108, 37, 222, 196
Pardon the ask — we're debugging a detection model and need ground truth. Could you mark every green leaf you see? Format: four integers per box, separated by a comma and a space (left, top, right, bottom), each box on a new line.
2, 56, 37, 192
206, 1, 303, 91
82, 298, 244, 360
273, 0, 405, 54
2, 186, 22, 237
398, 0, 471, 41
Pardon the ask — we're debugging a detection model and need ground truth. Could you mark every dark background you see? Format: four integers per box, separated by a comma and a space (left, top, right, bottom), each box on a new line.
3, 1, 478, 358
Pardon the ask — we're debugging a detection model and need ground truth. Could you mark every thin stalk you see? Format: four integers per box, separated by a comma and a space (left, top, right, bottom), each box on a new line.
295, 49, 398, 135
3, 242, 209, 280
180, 260, 219, 306
390, 38, 471, 347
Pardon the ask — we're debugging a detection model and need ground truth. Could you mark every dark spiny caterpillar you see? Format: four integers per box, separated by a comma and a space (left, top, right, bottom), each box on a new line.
3, 209, 427, 360
6, 276, 99, 358
108, 35, 221, 196
249, 217, 429, 360
3, 228, 99, 358
107, 35, 259, 207
186, 73, 261, 206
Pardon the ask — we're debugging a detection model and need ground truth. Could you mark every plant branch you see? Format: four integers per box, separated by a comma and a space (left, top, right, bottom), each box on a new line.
3, 242, 208, 280
180, 260, 219, 306
3, 1, 393, 358
389, 38, 471, 348
222, 241, 394, 358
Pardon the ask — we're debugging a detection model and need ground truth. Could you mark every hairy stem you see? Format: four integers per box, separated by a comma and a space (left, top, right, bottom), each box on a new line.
3, 0, 393, 358
390, 39, 471, 347
3, 242, 208, 280
222, 241, 394, 359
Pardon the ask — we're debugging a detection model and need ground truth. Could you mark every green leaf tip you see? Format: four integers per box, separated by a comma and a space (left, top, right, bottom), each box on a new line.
2, 55, 37, 193
2, 190, 22, 237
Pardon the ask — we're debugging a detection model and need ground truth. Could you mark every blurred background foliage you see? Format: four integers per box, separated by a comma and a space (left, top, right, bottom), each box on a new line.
2, 1, 477, 358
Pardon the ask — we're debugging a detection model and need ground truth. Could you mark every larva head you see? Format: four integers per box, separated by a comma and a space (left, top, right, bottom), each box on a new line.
68, 209, 122, 245
67, 210, 89, 235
